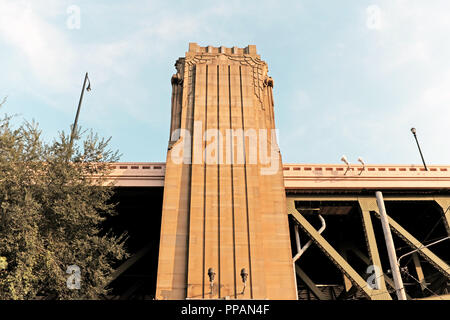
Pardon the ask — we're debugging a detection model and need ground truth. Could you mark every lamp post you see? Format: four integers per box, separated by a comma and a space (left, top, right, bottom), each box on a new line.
376, 191, 407, 300
410, 128, 428, 171
69, 72, 91, 153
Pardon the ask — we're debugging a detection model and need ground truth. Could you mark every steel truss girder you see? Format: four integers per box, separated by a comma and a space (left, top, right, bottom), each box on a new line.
339, 247, 353, 293
412, 253, 427, 291
119, 281, 144, 300
434, 197, 450, 236
107, 244, 152, 286
348, 246, 412, 300
295, 265, 327, 300
287, 200, 391, 300
358, 198, 389, 293
371, 210, 450, 280
415, 293, 450, 300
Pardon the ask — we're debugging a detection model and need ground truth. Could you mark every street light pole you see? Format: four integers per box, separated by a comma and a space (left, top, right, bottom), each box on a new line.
410, 128, 428, 171
375, 191, 407, 300
69, 72, 91, 153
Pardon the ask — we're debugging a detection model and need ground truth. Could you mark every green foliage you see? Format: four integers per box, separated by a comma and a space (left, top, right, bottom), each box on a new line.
0, 101, 127, 299
0, 256, 7, 270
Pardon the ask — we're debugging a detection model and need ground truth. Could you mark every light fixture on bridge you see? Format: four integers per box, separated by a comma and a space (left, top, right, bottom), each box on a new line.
207, 267, 216, 294
358, 157, 365, 175
240, 268, 248, 294
341, 155, 350, 175
86, 77, 92, 92
410, 127, 428, 171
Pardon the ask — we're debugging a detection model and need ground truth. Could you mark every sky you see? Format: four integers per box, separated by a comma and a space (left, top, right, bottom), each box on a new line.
1, 0, 450, 165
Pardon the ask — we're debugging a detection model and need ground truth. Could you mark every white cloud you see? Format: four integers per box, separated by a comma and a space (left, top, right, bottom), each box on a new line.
1, 1, 449, 164
0, 1, 74, 90
0, 1, 216, 92
364, 1, 450, 163
366, 5, 383, 30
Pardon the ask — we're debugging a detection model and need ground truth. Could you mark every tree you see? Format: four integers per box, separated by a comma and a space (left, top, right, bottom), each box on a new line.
0, 100, 128, 299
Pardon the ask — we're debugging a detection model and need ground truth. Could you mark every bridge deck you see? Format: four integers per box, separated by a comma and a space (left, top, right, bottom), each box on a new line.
104, 162, 450, 190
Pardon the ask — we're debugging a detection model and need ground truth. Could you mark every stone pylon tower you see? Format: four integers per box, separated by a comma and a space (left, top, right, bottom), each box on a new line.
156, 43, 297, 300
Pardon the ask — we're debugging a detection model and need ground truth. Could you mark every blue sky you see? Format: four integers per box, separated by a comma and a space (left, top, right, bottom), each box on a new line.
1, 0, 450, 165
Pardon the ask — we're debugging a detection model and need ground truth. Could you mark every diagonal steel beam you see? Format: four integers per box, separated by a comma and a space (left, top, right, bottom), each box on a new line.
119, 281, 145, 300
412, 253, 427, 291
106, 243, 152, 286
336, 284, 358, 300
295, 265, 327, 300
350, 246, 412, 300
287, 199, 391, 300
371, 210, 450, 280
415, 293, 450, 300
434, 197, 450, 236
358, 197, 388, 292
339, 247, 353, 293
